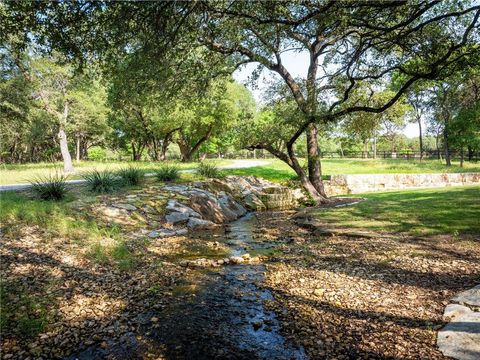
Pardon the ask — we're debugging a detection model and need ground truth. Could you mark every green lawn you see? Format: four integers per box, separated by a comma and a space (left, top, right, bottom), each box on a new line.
1, 158, 479, 185
224, 158, 480, 183
0, 159, 233, 185
309, 186, 480, 236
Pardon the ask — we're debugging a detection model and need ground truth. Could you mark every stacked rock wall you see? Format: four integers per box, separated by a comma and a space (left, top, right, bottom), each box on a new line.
325, 172, 480, 195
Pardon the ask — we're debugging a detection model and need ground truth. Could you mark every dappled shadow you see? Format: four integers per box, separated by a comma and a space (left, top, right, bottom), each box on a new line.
1, 215, 308, 360
1, 237, 183, 359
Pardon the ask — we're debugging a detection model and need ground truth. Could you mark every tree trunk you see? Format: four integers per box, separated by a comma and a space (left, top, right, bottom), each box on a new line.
178, 142, 192, 162
363, 139, 369, 158
131, 142, 144, 161
159, 138, 170, 161
435, 133, 441, 160
418, 116, 423, 160
59, 100, 74, 173
460, 147, 464, 167
444, 120, 451, 166
306, 123, 327, 198
467, 146, 473, 161
58, 126, 74, 173
76, 135, 81, 162
373, 134, 377, 159
177, 126, 213, 162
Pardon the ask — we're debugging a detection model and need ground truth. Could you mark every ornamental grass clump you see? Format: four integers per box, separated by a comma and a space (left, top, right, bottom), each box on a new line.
196, 162, 223, 178
84, 170, 119, 193
155, 164, 180, 182
29, 173, 69, 201
117, 166, 143, 186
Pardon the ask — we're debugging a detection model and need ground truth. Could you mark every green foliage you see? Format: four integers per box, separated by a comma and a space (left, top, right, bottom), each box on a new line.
117, 166, 143, 186
29, 173, 69, 201
155, 164, 180, 181
87, 146, 108, 161
196, 162, 223, 178
87, 240, 136, 271
84, 170, 119, 193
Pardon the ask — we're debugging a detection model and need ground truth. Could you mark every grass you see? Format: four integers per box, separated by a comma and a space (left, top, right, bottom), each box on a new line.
309, 186, 480, 236
84, 170, 120, 193
223, 158, 480, 183
0, 192, 137, 271
30, 173, 69, 200
117, 166, 143, 186
155, 164, 180, 181
2, 158, 479, 185
196, 162, 223, 178
0, 159, 234, 185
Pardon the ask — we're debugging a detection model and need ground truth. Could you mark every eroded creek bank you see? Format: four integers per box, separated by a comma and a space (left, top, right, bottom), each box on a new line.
67, 213, 307, 360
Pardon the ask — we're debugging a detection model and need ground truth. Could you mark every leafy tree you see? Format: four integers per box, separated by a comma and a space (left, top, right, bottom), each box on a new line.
449, 74, 480, 165
3, 2, 480, 201
69, 75, 109, 161
173, 79, 255, 162
342, 89, 411, 157
8, 52, 77, 172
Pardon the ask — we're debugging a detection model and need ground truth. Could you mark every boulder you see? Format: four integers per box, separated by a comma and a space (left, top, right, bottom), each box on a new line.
195, 175, 299, 210
148, 228, 188, 238
165, 199, 201, 218
187, 217, 218, 230
452, 285, 480, 307
218, 194, 247, 218
188, 194, 231, 223
244, 193, 266, 211
165, 211, 189, 225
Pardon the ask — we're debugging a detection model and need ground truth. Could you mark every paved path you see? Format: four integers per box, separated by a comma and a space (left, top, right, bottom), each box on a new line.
0, 160, 271, 192
437, 285, 480, 360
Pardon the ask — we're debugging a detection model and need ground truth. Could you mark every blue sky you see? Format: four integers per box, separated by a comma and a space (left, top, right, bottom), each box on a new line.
233, 51, 421, 139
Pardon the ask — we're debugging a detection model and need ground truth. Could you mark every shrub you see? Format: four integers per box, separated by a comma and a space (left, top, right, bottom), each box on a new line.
84, 170, 119, 193
155, 164, 180, 181
87, 146, 108, 161
117, 166, 143, 186
30, 174, 68, 201
196, 162, 222, 178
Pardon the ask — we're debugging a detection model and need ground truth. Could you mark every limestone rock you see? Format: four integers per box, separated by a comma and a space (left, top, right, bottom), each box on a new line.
218, 194, 247, 218
148, 228, 188, 238
165, 199, 201, 218
452, 285, 480, 307
162, 185, 188, 192
188, 194, 228, 223
437, 311, 480, 360
187, 218, 218, 230
112, 203, 137, 211
165, 211, 189, 225
438, 285, 480, 360
443, 304, 473, 321
244, 193, 266, 211
230, 256, 244, 264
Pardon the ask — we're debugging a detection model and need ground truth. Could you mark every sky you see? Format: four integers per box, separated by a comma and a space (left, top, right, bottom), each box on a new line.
232, 51, 421, 139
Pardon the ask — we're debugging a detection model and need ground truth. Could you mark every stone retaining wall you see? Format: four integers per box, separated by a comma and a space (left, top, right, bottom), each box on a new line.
325, 172, 480, 196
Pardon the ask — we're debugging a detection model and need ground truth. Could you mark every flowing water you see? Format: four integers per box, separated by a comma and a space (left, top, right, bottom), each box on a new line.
66, 213, 307, 359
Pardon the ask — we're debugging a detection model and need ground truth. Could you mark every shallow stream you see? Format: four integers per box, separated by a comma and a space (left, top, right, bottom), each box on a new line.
66, 213, 307, 359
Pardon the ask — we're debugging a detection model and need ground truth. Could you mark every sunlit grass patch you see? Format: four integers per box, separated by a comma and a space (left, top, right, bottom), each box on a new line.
87, 239, 137, 271
311, 186, 480, 236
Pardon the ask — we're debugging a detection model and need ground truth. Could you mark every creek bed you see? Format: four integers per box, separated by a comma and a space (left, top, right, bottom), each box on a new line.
65, 213, 307, 360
